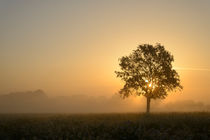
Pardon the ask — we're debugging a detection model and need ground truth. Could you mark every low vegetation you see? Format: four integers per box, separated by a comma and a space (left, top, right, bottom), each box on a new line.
0, 112, 210, 140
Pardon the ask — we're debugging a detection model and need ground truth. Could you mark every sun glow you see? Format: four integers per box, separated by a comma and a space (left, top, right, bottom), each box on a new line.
145, 79, 158, 89
149, 83, 152, 87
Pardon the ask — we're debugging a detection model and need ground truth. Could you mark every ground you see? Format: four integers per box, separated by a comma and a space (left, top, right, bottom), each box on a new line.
0, 112, 210, 140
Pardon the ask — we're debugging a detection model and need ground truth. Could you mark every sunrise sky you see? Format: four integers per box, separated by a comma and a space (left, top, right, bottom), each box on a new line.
1, 0, 210, 104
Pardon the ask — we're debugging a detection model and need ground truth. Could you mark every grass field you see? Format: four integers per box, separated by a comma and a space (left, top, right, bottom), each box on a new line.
0, 112, 210, 140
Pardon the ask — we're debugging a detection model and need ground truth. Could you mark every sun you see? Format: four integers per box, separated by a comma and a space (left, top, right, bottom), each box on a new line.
149, 83, 152, 87
145, 79, 158, 89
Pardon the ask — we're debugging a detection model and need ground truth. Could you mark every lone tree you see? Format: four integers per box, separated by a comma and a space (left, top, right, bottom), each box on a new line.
115, 43, 182, 113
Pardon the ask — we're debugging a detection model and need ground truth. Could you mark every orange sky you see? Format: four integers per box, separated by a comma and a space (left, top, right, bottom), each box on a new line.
1, 0, 210, 104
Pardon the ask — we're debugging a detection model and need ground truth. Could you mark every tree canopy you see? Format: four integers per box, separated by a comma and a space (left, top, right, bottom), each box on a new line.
115, 44, 182, 100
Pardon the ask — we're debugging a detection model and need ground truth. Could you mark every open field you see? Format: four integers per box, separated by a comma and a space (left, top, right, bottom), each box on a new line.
0, 112, 210, 140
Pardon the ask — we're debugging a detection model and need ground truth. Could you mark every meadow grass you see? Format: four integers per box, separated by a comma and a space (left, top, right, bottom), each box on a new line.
0, 112, 209, 140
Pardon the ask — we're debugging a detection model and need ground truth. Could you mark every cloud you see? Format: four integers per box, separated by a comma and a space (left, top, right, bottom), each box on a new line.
174, 67, 210, 71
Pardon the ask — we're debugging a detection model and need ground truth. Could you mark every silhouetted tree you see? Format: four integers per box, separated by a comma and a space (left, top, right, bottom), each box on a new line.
115, 43, 182, 113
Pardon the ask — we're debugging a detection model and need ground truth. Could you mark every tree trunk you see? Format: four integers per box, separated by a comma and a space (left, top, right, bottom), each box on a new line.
146, 97, 151, 114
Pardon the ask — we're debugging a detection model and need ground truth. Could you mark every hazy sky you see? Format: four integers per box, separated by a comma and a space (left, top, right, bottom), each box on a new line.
1, 0, 210, 103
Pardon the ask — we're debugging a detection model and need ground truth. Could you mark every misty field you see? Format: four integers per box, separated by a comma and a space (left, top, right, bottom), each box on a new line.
0, 113, 210, 140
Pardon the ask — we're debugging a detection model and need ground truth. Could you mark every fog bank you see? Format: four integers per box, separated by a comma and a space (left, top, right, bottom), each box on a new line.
0, 90, 209, 113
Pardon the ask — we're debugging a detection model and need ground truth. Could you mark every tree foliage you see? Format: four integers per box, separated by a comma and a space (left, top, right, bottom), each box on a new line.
115, 43, 182, 100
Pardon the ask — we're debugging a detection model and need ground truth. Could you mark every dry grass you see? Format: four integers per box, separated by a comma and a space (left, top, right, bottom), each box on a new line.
0, 112, 210, 140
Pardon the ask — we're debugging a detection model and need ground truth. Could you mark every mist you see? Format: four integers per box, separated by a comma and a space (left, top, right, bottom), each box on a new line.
0, 90, 209, 113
